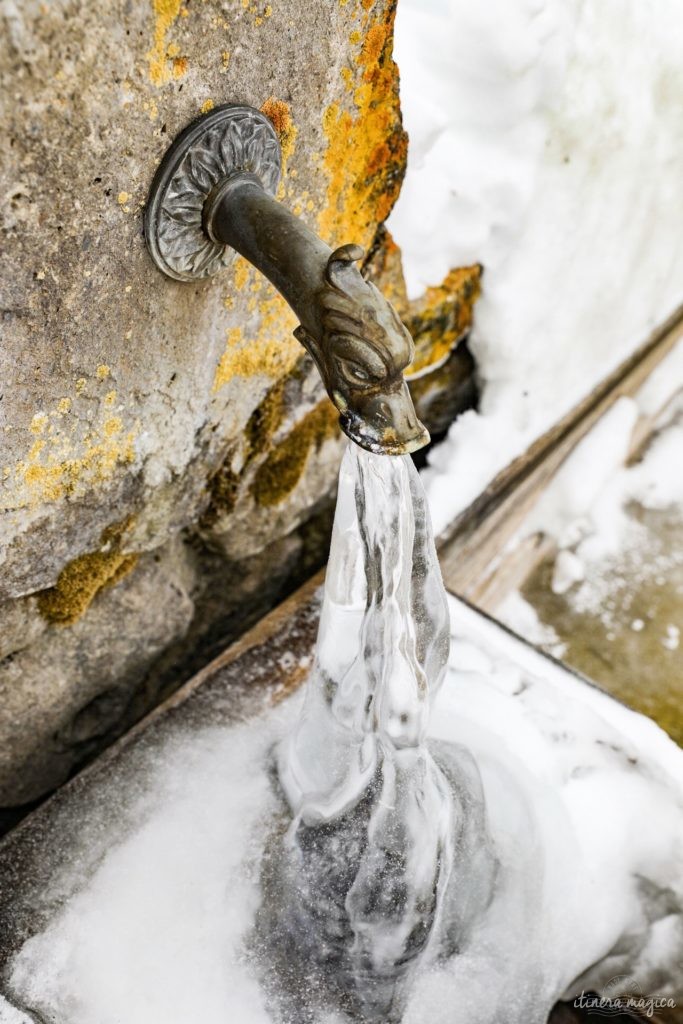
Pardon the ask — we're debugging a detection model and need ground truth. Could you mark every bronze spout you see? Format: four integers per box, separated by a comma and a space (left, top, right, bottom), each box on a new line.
144, 104, 429, 456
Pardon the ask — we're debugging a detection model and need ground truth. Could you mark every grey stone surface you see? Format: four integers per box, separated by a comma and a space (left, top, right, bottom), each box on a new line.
0, 0, 410, 804
1, 0, 373, 596
0, 540, 196, 804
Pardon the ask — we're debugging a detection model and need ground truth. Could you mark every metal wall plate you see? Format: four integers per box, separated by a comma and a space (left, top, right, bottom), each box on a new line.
144, 104, 282, 282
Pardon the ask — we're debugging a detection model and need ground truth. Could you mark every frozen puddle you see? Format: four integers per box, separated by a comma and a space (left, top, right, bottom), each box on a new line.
1, 594, 682, 1023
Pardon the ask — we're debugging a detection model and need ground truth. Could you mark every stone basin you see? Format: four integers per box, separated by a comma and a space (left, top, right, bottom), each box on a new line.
0, 574, 680, 1024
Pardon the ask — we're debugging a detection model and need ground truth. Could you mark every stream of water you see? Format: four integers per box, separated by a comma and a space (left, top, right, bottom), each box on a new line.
263, 443, 495, 1020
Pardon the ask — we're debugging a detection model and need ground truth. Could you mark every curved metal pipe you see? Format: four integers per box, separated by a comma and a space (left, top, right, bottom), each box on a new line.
145, 104, 429, 456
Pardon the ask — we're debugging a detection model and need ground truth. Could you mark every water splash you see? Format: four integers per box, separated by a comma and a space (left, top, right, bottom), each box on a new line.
267, 443, 479, 1020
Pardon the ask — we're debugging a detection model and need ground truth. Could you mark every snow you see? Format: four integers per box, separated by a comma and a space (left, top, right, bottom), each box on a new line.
0, 996, 31, 1024
2, 596, 682, 1023
5, 720, 286, 1024
389, 0, 683, 534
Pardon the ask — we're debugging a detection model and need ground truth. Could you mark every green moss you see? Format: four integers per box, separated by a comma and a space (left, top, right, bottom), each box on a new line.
252, 401, 339, 508
37, 519, 138, 626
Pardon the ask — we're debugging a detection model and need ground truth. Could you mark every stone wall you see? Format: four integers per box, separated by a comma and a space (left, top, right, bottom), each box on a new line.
0, 0, 478, 807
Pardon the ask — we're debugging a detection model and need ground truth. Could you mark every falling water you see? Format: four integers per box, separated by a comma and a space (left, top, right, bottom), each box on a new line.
257, 442, 495, 1021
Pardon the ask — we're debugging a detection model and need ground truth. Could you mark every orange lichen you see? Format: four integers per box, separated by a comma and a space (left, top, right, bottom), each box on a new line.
362, 225, 409, 315
319, 4, 407, 250
172, 56, 189, 78
406, 265, 482, 376
260, 97, 298, 165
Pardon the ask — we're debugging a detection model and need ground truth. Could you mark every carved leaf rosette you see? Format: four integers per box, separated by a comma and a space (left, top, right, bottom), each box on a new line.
147, 106, 281, 282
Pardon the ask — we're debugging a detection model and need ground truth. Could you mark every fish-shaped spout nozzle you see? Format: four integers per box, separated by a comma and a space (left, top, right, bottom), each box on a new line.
295, 244, 430, 456
333, 377, 430, 456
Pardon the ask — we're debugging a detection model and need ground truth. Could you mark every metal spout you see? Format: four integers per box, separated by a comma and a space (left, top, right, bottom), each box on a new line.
144, 104, 429, 456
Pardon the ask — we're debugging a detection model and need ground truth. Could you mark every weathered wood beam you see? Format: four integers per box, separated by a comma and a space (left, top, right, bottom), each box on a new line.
438, 308, 683, 611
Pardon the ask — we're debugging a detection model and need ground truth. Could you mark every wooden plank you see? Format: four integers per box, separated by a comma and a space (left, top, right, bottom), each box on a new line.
438, 309, 683, 610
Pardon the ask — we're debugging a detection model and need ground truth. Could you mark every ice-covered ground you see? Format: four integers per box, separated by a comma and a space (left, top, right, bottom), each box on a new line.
389, 0, 683, 533
2, 595, 682, 1024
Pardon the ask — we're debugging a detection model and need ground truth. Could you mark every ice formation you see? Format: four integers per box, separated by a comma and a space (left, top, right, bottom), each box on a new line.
269, 444, 493, 1021
2, 444, 683, 1023
389, 0, 683, 533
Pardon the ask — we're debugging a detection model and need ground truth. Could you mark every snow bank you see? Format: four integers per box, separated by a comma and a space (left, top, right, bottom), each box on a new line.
389, 0, 683, 533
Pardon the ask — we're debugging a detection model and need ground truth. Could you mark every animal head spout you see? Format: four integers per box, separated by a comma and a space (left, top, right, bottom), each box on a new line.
295, 245, 430, 455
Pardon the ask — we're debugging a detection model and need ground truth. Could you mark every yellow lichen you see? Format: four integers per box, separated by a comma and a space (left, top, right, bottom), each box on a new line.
75, 378, 87, 394
200, 98, 215, 114
117, 191, 130, 205
96, 364, 110, 380
212, 284, 300, 391
3, 379, 138, 511
30, 413, 48, 435
319, 6, 407, 250
233, 257, 251, 292
103, 417, 123, 437
252, 401, 339, 507
36, 519, 139, 626
147, 0, 184, 86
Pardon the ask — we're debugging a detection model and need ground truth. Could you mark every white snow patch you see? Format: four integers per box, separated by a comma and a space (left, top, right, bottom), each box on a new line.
636, 338, 683, 418
0, 995, 32, 1024
390, 0, 683, 534
3, 598, 682, 1022
5, 717, 297, 1024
